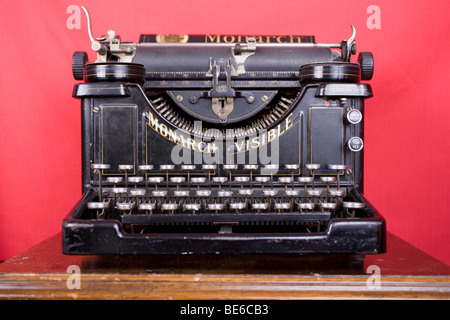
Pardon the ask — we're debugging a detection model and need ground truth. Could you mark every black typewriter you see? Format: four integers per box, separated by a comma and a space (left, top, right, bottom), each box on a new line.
63, 7, 386, 255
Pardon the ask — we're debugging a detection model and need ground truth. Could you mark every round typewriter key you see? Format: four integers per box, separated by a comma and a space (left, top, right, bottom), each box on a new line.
230, 202, 247, 212
298, 177, 313, 201
320, 177, 336, 183
244, 164, 258, 187
174, 190, 190, 197
162, 203, 179, 212
343, 201, 365, 218
298, 177, 313, 183
275, 203, 291, 211
196, 190, 212, 197
208, 203, 224, 212
224, 164, 238, 189
160, 164, 175, 170
107, 177, 123, 184
116, 202, 134, 211
328, 164, 348, 189
307, 189, 323, 197
139, 202, 155, 213
202, 164, 216, 170
170, 177, 186, 184
212, 177, 227, 184
223, 164, 238, 170
191, 177, 206, 183
129, 176, 144, 184
278, 176, 293, 184
329, 189, 346, 197
130, 189, 146, 197
234, 176, 250, 183
111, 187, 128, 194
328, 164, 348, 171
139, 165, 154, 202
298, 202, 315, 211
285, 190, 300, 197
149, 177, 164, 184
138, 165, 154, 171
255, 176, 271, 183
347, 137, 364, 152
321, 176, 336, 201
91, 164, 111, 170
305, 164, 321, 170
321, 202, 337, 211
181, 165, 196, 170
87, 202, 109, 210
91, 164, 111, 202
238, 189, 254, 196
264, 164, 279, 170
152, 190, 167, 197
119, 164, 134, 171
343, 202, 365, 209
263, 189, 278, 197
305, 164, 320, 188
218, 190, 233, 198
184, 203, 201, 213
252, 202, 269, 212
285, 164, 300, 170
181, 165, 196, 191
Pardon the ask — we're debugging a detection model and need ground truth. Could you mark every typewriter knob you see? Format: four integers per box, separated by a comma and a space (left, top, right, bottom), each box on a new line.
347, 137, 364, 152
358, 52, 374, 80
72, 51, 88, 80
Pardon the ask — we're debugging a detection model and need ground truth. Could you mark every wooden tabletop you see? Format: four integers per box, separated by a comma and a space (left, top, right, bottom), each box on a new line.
0, 232, 449, 300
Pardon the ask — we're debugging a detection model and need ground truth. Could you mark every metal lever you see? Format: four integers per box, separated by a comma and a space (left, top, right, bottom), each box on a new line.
81, 6, 107, 55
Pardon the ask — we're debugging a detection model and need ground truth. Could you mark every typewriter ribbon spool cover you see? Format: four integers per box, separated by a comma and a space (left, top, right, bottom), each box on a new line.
63, 7, 385, 255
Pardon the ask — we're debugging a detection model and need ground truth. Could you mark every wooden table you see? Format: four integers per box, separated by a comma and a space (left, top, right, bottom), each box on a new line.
0, 232, 449, 300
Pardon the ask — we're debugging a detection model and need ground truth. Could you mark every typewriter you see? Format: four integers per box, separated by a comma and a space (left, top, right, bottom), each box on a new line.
63, 7, 386, 255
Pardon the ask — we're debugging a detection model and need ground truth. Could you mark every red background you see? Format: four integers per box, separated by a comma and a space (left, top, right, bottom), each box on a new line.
1, 0, 449, 265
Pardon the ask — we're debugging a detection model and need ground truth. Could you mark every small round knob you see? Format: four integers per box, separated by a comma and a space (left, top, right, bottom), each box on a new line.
358, 52, 374, 81
72, 51, 88, 80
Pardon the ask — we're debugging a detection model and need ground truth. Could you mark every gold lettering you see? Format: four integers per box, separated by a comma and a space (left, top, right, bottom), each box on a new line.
206, 35, 219, 43
147, 112, 159, 129
198, 141, 206, 152
187, 139, 197, 151
277, 36, 287, 43
251, 136, 260, 149
206, 143, 216, 154
167, 128, 178, 144
159, 123, 168, 137
268, 129, 276, 143
285, 113, 293, 131
179, 134, 186, 148
235, 140, 245, 152
255, 36, 264, 43
261, 132, 267, 146
277, 123, 285, 136
223, 35, 235, 43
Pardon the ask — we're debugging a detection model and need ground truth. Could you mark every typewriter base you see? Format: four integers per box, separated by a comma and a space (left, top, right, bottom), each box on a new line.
62, 191, 386, 255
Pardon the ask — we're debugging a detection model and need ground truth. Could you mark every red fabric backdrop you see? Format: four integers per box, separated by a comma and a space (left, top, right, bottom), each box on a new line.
1, 0, 449, 264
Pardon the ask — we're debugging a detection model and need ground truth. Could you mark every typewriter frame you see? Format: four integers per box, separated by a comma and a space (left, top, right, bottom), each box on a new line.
62, 10, 385, 255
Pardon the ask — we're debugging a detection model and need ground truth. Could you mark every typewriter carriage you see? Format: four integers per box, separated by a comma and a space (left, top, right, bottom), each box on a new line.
63, 7, 384, 255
